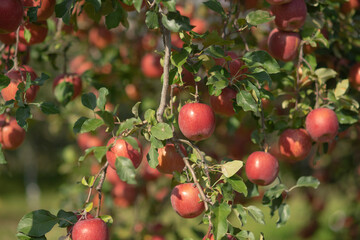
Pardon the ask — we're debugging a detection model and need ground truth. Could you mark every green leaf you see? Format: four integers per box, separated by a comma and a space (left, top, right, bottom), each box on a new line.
123, 136, 140, 152
276, 203, 290, 227
144, 109, 157, 125
84, 202, 93, 213
17, 210, 58, 237
106, 3, 128, 29
27, 7, 39, 22
336, 110, 359, 125
81, 119, 104, 133
161, 12, 192, 32
132, 102, 141, 118
147, 145, 159, 168
39, 102, 60, 114
205, 45, 225, 58
172, 48, 190, 67
243, 50, 280, 74
315, 68, 337, 84
151, 123, 173, 140
55, 0, 73, 18
203, 31, 233, 49
246, 10, 274, 26
16, 106, 31, 131
295, 176, 320, 189
263, 184, 286, 204
99, 215, 113, 224
96, 87, 109, 111
57, 210, 77, 228
0, 146, 6, 164
133, 0, 143, 12
236, 230, 255, 240
227, 175, 248, 196
247, 206, 265, 224
116, 117, 142, 135
212, 202, 232, 240
227, 209, 243, 228
115, 156, 137, 184
24, 27, 32, 43
334, 79, 349, 99
85, 0, 101, 12
236, 90, 258, 113
16, 233, 46, 240
81, 93, 97, 110
146, 11, 159, 29
0, 74, 10, 90
95, 110, 114, 132
221, 160, 243, 178
54, 81, 74, 105
73, 117, 88, 134
203, 0, 226, 17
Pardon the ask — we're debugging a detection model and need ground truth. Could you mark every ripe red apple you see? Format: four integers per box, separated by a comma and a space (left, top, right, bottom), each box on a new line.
176, 4, 194, 18
22, 0, 56, 21
19, 21, 49, 46
140, 145, 162, 181
53, 73, 82, 100
0, 115, 26, 150
341, 0, 360, 13
271, 0, 307, 32
112, 180, 138, 207
157, 143, 186, 174
2, 65, 39, 103
210, 87, 237, 117
106, 137, 142, 170
305, 108, 339, 143
105, 165, 122, 185
349, 63, 360, 91
266, 0, 292, 5
141, 53, 163, 79
245, 151, 279, 186
178, 103, 216, 141
170, 183, 205, 218
70, 55, 94, 75
71, 218, 109, 240
88, 26, 114, 49
77, 133, 103, 152
67, 212, 94, 236
267, 28, 301, 62
190, 18, 207, 35
125, 83, 141, 101
279, 128, 312, 162
214, 51, 247, 82
0, 0, 24, 34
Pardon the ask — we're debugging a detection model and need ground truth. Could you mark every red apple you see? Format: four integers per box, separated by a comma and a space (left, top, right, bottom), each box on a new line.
210, 87, 237, 117
140, 145, 162, 181
0, 115, 26, 150
0, 0, 24, 34
305, 108, 339, 143
176, 5, 194, 18
53, 73, 82, 100
171, 33, 184, 49
71, 218, 109, 240
170, 183, 205, 218
67, 212, 94, 236
141, 53, 163, 79
279, 128, 312, 162
142, 33, 158, 51
341, 0, 360, 13
112, 180, 138, 207
77, 133, 103, 152
214, 51, 247, 82
267, 28, 301, 62
2, 65, 39, 103
106, 136, 142, 170
178, 103, 216, 141
125, 84, 141, 101
105, 165, 122, 185
266, 0, 292, 5
20, 21, 49, 46
190, 18, 207, 34
245, 151, 279, 186
349, 63, 360, 91
69, 55, 94, 75
271, 0, 307, 32
157, 143, 186, 174
88, 26, 114, 49
22, 0, 56, 21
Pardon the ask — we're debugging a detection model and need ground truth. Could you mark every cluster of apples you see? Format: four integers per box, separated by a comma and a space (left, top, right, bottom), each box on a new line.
266, 0, 307, 62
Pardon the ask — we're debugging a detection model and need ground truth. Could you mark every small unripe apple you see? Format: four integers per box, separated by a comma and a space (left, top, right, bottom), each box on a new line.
22, 0, 56, 21
178, 103, 216, 141
279, 128, 312, 162
271, 0, 307, 32
170, 183, 205, 218
267, 28, 301, 62
2, 65, 39, 103
210, 87, 237, 117
157, 143, 186, 174
112, 180, 138, 207
53, 73, 82, 100
245, 151, 279, 186
106, 137, 142, 170
349, 63, 360, 91
305, 108, 338, 143
0, 115, 26, 150
141, 53, 163, 79
0, 0, 24, 34
71, 218, 109, 240
266, 0, 292, 5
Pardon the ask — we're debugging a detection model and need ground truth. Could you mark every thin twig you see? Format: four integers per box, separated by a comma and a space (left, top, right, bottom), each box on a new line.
95, 165, 108, 217
85, 162, 109, 204
13, 26, 21, 71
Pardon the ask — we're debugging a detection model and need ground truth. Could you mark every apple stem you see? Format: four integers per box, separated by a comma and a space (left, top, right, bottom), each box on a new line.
194, 83, 199, 102
13, 25, 21, 71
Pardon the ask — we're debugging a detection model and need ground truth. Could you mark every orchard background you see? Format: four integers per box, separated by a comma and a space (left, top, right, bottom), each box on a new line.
0, 0, 360, 239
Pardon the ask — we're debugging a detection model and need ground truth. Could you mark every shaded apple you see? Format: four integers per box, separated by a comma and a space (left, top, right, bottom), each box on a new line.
210, 87, 237, 117
19, 21, 49, 46
142, 33, 158, 51
245, 151, 279, 186
71, 218, 109, 240
53, 73, 82, 100
190, 18, 207, 34
77, 133, 103, 152
22, 0, 56, 21
341, 0, 360, 13
267, 28, 301, 62
141, 53, 163, 79
214, 51, 247, 82
69, 55, 94, 75
305, 108, 338, 143
0, 115, 26, 150
266, 0, 292, 5
279, 128, 312, 162
271, 0, 307, 32
157, 143, 186, 174
88, 26, 114, 49
112, 180, 138, 207
0, 0, 24, 34
349, 63, 360, 91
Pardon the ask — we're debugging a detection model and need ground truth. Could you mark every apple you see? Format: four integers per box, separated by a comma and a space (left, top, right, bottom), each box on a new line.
0, 0, 24, 34
171, 33, 184, 49
125, 83, 141, 101
178, 103, 216, 141
245, 151, 279, 186
106, 136, 142, 170
190, 18, 207, 34
71, 218, 109, 240
267, 28, 301, 62
210, 87, 237, 117
67, 212, 94, 236
2, 65, 39, 103
88, 26, 114, 50
22, 0, 56, 21
142, 33, 158, 51
0, 115, 26, 150
305, 108, 339, 143
20, 21, 49, 46
105, 165, 122, 185
170, 183, 205, 218
349, 63, 360, 91
141, 53, 163, 79
214, 51, 247, 82
271, 0, 307, 32
112, 180, 138, 207
244, 0, 263, 9
278, 128, 312, 162
266, 0, 292, 5
157, 143, 186, 174
77, 133, 103, 152
69, 55, 94, 75
140, 145, 162, 181
53, 73, 82, 100
341, 0, 360, 13
176, 4, 194, 18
